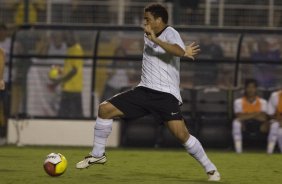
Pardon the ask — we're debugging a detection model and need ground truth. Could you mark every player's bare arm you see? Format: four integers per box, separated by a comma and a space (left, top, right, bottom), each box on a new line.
144, 25, 200, 59
144, 25, 200, 57
236, 112, 260, 122
184, 42, 201, 60
144, 24, 185, 57
0, 48, 5, 90
236, 112, 267, 122
253, 112, 268, 122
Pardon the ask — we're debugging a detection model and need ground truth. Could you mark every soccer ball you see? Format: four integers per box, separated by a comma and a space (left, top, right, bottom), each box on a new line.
43, 153, 67, 177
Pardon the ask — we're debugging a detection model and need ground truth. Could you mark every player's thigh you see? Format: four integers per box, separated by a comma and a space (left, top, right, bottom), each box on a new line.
150, 92, 183, 122
98, 101, 124, 119
105, 87, 149, 120
165, 119, 189, 144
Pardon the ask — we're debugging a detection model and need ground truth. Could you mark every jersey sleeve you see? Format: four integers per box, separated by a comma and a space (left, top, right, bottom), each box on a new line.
234, 99, 242, 114
268, 93, 277, 115
165, 28, 185, 51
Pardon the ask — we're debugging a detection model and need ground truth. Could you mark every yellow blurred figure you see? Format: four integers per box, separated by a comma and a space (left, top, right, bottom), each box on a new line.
14, 0, 45, 25
48, 65, 62, 80
62, 44, 83, 93
51, 32, 84, 118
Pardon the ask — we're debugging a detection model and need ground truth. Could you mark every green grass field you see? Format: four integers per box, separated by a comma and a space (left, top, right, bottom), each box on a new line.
0, 146, 281, 184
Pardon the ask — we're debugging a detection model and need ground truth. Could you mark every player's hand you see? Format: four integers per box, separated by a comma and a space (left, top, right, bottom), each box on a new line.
0, 79, 5, 90
143, 25, 157, 42
184, 42, 200, 60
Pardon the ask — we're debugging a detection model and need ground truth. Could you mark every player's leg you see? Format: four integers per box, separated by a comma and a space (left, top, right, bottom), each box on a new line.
267, 120, 279, 154
149, 91, 219, 180
90, 101, 124, 158
166, 120, 220, 181
76, 101, 123, 169
76, 88, 149, 169
232, 119, 243, 153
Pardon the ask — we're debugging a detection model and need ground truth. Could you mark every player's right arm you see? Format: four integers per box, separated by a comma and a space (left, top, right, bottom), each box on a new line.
0, 48, 5, 90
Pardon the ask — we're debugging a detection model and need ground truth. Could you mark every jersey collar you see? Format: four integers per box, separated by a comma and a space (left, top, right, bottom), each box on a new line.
156, 26, 169, 37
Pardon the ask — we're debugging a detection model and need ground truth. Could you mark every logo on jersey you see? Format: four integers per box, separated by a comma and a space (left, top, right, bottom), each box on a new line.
171, 112, 179, 116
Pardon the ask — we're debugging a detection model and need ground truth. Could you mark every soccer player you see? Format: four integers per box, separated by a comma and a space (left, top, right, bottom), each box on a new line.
267, 89, 282, 154
232, 79, 268, 153
76, 3, 220, 181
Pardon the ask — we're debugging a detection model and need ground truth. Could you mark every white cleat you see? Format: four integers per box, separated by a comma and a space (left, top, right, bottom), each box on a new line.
207, 170, 221, 181
76, 153, 107, 169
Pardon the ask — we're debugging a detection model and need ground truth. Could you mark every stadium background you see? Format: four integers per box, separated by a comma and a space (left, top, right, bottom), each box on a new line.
0, 0, 282, 149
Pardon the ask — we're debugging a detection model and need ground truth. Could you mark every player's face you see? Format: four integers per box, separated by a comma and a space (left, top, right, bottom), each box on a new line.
143, 12, 159, 32
245, 83, 257, 97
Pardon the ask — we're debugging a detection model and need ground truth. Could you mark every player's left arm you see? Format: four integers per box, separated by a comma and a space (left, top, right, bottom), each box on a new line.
0, 48, 5, 90
144, 25, 200, 58
151, 37, 185, 57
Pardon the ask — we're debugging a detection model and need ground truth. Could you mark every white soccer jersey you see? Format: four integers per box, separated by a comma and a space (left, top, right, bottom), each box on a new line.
138, 26, 185, 103
233, 97, 268, 114
268, 91, 281, 115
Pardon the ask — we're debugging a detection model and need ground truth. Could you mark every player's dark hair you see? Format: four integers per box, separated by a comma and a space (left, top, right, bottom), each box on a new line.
144, 3, 168, 24
244, 79, 258, 88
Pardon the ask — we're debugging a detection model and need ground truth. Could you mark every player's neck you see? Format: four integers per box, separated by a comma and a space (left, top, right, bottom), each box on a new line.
155, 24, 168, 37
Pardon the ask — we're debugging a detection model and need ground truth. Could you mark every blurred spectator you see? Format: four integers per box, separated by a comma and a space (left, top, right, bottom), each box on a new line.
0, 23, 10, 84
250, 39, 280, 61
0, 48, 6, 145
37, 32, 67, 57
12, 0, 45, 25
266, 89, 282, 154
0, 49, 5, 91
54, 31, 84, 118
0, 23, 10, 145
30, 31, 67, 116
10, 29, 40, 116
232, 79, 268, 153
194, 35, 223, 86
250, 39, 280, 88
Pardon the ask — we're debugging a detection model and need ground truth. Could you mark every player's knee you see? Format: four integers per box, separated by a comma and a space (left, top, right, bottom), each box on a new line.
98, 102, 112, 119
